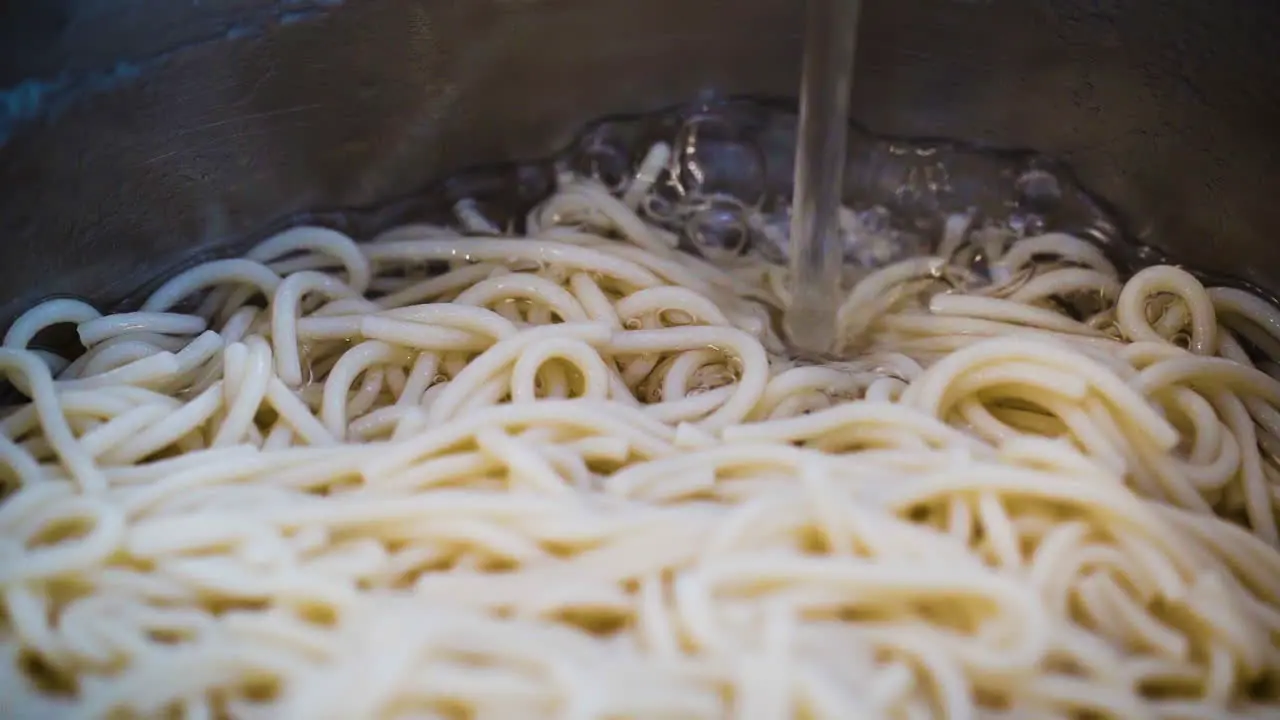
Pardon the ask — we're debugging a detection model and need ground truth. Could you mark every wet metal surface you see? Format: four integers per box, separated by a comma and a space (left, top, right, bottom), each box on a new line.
0, 0, 1277, 327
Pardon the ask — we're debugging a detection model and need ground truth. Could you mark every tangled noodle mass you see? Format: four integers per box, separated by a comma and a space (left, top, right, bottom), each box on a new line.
1, 157, 1279, 719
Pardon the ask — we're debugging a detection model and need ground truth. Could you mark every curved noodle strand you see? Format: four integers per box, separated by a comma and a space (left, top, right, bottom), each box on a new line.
1, 174, 1278, 719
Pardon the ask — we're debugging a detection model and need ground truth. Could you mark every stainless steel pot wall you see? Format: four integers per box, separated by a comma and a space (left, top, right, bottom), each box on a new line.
1, 0, 1277, 327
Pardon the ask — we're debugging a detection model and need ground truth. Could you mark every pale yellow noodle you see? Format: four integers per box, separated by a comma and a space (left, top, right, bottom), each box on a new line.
0, 174, 1277, 720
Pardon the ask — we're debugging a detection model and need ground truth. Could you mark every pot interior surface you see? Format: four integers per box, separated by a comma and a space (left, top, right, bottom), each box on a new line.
1, 0, 1278, 328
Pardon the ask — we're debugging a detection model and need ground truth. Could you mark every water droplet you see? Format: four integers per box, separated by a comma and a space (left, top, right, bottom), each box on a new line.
1015, 169, 1063, 210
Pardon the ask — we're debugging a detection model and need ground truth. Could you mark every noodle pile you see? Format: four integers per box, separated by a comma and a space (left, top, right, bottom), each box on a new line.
1, 160, 1279, 719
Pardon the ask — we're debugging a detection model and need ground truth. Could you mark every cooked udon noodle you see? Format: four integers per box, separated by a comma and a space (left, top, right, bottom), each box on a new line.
1, 158, 1278, 720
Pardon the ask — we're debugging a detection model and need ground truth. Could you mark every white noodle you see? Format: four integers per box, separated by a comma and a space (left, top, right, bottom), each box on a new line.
0, 173, 1278, 720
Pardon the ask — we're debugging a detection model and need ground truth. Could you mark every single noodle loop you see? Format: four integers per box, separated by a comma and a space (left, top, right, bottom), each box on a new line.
0, 164, 1279, 719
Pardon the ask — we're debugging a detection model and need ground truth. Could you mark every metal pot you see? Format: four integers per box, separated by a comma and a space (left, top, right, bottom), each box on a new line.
1, 0, 1277, 328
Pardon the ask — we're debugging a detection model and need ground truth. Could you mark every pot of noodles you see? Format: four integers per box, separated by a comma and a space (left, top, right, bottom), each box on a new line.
1, 0, 1278, 718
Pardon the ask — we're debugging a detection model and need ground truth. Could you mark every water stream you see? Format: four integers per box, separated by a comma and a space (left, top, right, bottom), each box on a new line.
785, 0, 862, 355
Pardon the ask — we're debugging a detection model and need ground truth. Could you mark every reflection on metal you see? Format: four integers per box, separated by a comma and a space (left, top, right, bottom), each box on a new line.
0, 0, 1277, 327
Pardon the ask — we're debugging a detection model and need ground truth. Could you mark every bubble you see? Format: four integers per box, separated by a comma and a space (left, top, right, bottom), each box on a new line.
641, 193, 679, 224
672, 112, 767, 204
686, 201, 750, 258
1015, 169, 1063, 210
572, 126, 634, 193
